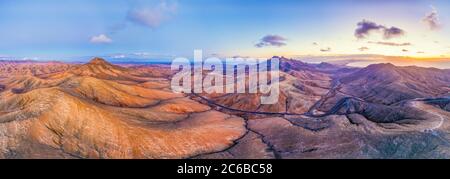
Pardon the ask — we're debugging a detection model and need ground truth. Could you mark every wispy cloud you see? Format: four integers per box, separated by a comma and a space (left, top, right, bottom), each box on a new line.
320, 47, 331, 52
383, 26, 405, 39
358, 47, 369, 51
368, 41, 411, 46
355, 20, 383, 39
126, 0, 177, 29
101, 52, 177, 60
255, 35, 287, 48
422, 6, 442, 30
355, 20, 405, 39
90, 34, 112, 44
96, 0, 178, 44
232, 55, 251, 59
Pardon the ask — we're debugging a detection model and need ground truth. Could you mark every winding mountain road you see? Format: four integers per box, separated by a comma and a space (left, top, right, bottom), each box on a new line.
410, 101, 446, 132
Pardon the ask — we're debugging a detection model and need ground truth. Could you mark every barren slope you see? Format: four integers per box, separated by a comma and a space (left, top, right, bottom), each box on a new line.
0, 58, 246, 158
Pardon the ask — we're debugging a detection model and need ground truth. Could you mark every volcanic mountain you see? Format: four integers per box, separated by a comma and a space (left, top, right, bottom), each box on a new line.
1, 57, 450, 159
340, 63, 450, 105
192, 58, 450, 117
192, 57, 348, 116
49, 57, 151, 83
0, 60, 72, 77
0, 58, 246, 158
194, 58, 450, 159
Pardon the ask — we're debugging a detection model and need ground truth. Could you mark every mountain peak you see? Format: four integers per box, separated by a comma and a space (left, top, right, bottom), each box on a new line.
367, 63, 395, 69
363, 63, 398, 73
88, 57, 111, 65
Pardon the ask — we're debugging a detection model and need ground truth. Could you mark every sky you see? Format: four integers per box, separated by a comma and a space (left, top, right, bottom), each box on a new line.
0, 0, 450, 65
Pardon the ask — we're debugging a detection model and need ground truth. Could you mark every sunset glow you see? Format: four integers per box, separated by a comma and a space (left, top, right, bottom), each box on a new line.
0, 0, 449, 65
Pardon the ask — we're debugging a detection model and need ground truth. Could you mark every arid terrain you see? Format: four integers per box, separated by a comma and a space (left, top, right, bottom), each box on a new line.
0, 57, 449, 159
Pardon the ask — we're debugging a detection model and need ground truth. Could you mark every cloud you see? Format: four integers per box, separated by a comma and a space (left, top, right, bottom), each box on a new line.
109, 23, 127, 34
133, 52, 151, 57
110, 54, 127, 59
104, 0, 178, 36
126, 0, 177, 29
102, 52, 176, 60
417, 51, 425, 54
358, 47, 369, 51
402, 49, 409, 52
355, 20, 384, 39
368, 41, 412, 46
355, 20, 405, 39
255, 35, 287, 48
383, 26, 405, 39
232, 55, 251, 59
312, 42, 318, 46
320, 47, 331, 52
422, 6, 442, 30
90, 34, 112, 44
